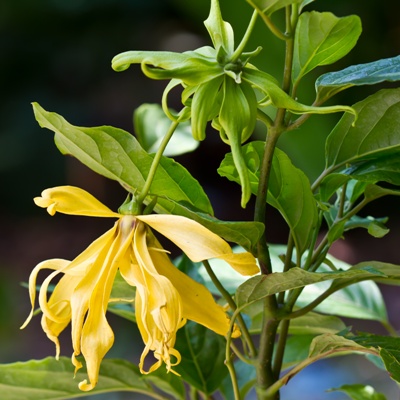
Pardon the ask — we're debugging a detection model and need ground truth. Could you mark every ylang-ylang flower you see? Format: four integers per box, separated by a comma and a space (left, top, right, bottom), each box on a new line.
21, 186, 259, 391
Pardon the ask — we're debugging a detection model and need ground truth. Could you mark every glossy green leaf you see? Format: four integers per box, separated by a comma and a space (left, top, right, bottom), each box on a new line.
328, 384, 386, 400
32, 102, 213, 215
235, 265, 384, 309
174, 321, 228, 395
325, 89, 400, 178
0, 357, 152, 400
218, 142, 318, 255
316, 55, 400, 102
133, 103, 198, 156
246, 0, 302, 16
292, 12, 361, 85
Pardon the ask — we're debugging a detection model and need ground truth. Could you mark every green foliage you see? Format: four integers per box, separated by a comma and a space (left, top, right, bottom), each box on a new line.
32, 102, 213, 215
0, 358, 152, 400
12, 0, 400, 399
328, 384, 386, 400
292, 12, 362, 86
219, 142, 319, 255
316, 55, 400, 102
174, 321, 228, 395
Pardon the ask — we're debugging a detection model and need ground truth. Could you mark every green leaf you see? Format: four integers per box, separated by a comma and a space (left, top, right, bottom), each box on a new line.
235, 265, 384, 309
246, 0, 302, 16
218, 142, 318, 255
244, 301, 346, 334
281, 335, 315, 369
32, 102, 213, 215
143, 368, 186, 400
174, 321, 228, 395
308, 334, 369, 358
316, 55, 400, 102
0, 357, 152, 400
292, 12, 362, 84
274, 334, 379, 391
299, 0, 315, 12
325, 89, 400, 180
266, 246, 389, 322
352, 333, 400, 383
133, 103, 198, 156
328, 384, 387, 400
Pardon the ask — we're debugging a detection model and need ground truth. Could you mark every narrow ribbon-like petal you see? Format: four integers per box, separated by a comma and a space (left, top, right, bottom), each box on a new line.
137, 214, 259, 275
34, 186, 120, 218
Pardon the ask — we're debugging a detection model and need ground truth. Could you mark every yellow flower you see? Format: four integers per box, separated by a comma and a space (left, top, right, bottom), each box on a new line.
21, 186, 259, 391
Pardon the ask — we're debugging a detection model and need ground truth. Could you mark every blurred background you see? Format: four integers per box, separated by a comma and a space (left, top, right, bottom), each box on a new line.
1, 0, 400, 398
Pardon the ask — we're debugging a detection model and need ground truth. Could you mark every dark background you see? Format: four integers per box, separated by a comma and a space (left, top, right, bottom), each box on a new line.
1, 1, 400, 399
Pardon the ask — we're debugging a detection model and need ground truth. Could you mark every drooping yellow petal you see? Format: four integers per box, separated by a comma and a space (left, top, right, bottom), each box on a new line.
74, 216, 136, 391
34, 186, 120, 218
20, 258, 69, 330
120, 221, 185, 374
137, 214, 259, 275
148, 239, 231, 337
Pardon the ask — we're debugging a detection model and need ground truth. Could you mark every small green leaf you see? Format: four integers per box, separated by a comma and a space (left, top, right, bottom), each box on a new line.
133, 103, 198, 156
32, 102, 213, 215
0, 357, 151, 400
174, 321, 228, 395
218, 142, 318, 255
292, 12, 362, 85
246, 0, 302, 16
316, 55, 400, 102
328, 384, 387, 400
325, 89, 400, 177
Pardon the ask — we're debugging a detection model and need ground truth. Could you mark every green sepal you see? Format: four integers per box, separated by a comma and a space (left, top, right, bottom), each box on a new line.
204, 0, 234, 54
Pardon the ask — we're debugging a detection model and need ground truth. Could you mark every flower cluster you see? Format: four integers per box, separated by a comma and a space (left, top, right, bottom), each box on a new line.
21, 186, 259, 391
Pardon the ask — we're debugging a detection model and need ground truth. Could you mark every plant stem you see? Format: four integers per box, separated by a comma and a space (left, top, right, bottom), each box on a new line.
202, 260, 257, 358
255, 8, 298, 399
231, 10, 258, 63
136, 116, 182, 209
